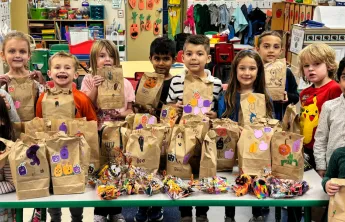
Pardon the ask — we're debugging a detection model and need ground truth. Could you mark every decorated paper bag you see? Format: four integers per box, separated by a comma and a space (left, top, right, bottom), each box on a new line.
179, 114, 210, 139
328, 179, 345, 222
182, 73, 214, 116
7, 76, 37, 121
239, 93, 266, 126
100, 121, 131, 166
199, 130, 217, 178
211, 119, 240, 171
160, 104, 179, 127
0, 138, 14, 169
97, 66, 125, 109
42, 87, 75, 119
125, 113, 157, 130
46, 135, 88, 195
282, 104, 300, 134
146, 124, 172, 172
271, 131, 304, 180
135, 72, 165, 109
51, 119, 100, 174
12, 122, 24, 140
166, 122, 205, 179
264, 58, 287, 101
125, 128, 161, 173
24, 117, 49, 136
237, 124, 275, 176
7, 135, 50, 200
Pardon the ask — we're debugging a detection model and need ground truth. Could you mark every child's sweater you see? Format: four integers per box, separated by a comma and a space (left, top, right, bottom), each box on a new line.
322, 147, 345, 192
0, 162, 15, 194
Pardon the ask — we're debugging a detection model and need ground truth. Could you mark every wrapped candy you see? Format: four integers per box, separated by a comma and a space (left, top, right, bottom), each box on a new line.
232, 174, 252, 197
190, 176, 231, 194
144, 173, 164, 196
121, 178, 143, 195
252, 177, 269, 199
162, 175, 193, 200
267, 177, 309, 199
97, 185, 121, 200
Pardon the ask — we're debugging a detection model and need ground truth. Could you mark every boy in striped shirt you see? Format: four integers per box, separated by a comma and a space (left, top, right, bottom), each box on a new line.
167, 35, 223, 121
166, 35, 222, 222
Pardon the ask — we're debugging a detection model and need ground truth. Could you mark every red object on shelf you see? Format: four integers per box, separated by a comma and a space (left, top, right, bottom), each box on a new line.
69, 40, 95, 55
212, 34, 228, 42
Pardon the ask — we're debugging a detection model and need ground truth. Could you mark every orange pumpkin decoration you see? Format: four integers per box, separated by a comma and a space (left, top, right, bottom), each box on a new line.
153, 19, 161, 35
146, 0, 154, 10
129, 0, 136, 9
154, 0, 160, 4
143, 77, 158, 88
279, 139, 291, 156
63, 163, 73, 175
145, 15, 152, 31
139, 14, 145, 31
139, 0, 145, 10
54, 163, 63, 177
130, 12, 139, 39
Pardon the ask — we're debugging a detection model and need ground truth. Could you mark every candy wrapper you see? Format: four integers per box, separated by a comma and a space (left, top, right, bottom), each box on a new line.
232, 174, 252, 197
142, 173, 164, 196
267, 177, 309, 199
97, 185, 121, 200
121, 178, 143, 195
162, 175, 193, 200
190, 176, 231, 194
252, 177, 269, 199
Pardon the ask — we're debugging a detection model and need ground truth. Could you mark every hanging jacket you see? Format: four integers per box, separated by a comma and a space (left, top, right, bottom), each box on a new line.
209, 4, 219, 26
240, 4, 249, 44
184, 5, 196, 34
233, 6, 248, 33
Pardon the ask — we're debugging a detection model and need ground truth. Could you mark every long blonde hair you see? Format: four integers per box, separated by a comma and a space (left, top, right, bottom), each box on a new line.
89, 40, 120, 75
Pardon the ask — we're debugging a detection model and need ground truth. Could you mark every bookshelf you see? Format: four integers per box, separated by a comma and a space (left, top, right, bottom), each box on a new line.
28, 19, 105, 48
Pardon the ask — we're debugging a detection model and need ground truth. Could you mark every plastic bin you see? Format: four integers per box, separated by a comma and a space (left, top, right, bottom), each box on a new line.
69, 40, 94, 55
49, 44, 70, 56
30, 8, 48, 19
29, 49, 49, 75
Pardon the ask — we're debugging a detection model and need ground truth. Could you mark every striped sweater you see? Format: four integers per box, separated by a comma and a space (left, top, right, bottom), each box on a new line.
0, 162, 15, 194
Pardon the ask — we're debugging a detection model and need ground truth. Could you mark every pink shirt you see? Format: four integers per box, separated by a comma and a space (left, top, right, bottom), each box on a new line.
81, 74, 135, 127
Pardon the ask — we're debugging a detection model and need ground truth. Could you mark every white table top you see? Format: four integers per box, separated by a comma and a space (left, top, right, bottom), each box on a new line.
210, 44, 254, 50
0, 168, 329, 208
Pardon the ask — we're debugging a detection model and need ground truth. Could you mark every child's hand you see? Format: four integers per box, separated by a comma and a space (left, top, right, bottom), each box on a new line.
317, 170, 326, 178
30, 70, 45, 85
326, 180, 340, 196
277, 91, 289, 103
93, 76, 105, 88
0, 75, 10, 86
205, 111, 217, 119
0, 94, 10, 110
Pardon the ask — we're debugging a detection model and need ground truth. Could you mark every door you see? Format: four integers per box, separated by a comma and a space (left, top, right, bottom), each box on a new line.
126, 0, 163, 61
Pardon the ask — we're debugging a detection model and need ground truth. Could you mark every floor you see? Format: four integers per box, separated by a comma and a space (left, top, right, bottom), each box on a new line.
22, 206, 314, 222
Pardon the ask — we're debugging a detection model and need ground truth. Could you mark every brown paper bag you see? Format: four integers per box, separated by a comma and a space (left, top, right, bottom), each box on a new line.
7, 76, 37, 121
179, 115, 210, 140
0, 138, 14, 169
100, 121, 131, 166
50, 119, 100, 174
42, 87, 75, 119
271, 131, 304, 180
166, 122, 205, 179
46, 134, 87, 195
239, 93, 267, 126
282, 104, 300, 134
329, 179, 345, 222
127, 113, 157, 130
24, 118, 51, 136
160, 104, 179, 127
12, 122, 24, 141
97, 66, 125, 109
7, 135, 50, 200
264, 58, 287, 101
125, 128, 161, 173
199, 130, 217, 178
182, 73, 214, 116
237, 123, 275, 176
135, 72, 165, 109
211, 119, 240, 172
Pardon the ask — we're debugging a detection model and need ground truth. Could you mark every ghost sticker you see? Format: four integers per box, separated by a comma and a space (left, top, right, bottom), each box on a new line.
18, 162, 27, 176
138, 136, 144, 152
26, 144, 40, 166
167, 153, 176, 162
60, 146, 69, 159
88, 164, 95, 174
216, 137, 224, 150
176, 132, 183, 147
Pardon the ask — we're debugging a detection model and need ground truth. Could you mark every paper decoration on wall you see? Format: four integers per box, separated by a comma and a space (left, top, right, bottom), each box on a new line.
139, 0, 145, 10
147, 0, 154, 10
153, 19, 161, 35
139, 14, 145, 31
154, 0, 160, 4
129, 0, 136, 9
130, 12, 139, 39
145, 15, 152, 31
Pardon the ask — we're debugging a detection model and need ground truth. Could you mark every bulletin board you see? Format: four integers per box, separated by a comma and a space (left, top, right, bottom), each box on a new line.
187, 0, 282, 9
0, 0, 11, 42
126, 0, 163, 61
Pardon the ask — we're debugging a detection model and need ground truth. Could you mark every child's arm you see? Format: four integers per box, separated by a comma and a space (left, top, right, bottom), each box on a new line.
80, 74, 104, 106
118, 79, 135, 118
35, 93, 45, 118
285, 69, 299, 104
322, 150, 340, 195
314, 102, 331, 177
0, 90, 20, 122
30, 70, 46, 85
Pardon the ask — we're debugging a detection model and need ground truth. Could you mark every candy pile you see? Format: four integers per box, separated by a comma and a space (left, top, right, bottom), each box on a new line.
189, 176, 231, 194
267, 177, 309, 199
162, 175, 193, 200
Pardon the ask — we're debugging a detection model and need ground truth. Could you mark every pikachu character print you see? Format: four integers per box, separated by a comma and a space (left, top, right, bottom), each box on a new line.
300, 96, 319, 145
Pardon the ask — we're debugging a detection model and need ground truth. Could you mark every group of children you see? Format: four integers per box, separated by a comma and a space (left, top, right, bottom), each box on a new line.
0, 28, 344, 222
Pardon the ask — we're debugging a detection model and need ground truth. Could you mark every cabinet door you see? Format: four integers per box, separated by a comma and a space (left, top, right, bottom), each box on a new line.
331, 46, 345, 62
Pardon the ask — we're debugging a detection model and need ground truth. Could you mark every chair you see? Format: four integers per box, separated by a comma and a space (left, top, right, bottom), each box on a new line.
212, 43, 235, 83
135, 72, 144, 81
176, 50, 183, 63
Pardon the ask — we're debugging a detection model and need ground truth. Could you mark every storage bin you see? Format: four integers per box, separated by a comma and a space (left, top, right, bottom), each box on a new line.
29, 49, 49, 75
69, 40, 94, 55
30, 8, 48, 19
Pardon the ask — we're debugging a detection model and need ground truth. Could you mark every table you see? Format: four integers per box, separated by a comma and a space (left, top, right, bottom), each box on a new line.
0, 168, 328, 222
210, 44, 254, 51
120, 61, 184, 78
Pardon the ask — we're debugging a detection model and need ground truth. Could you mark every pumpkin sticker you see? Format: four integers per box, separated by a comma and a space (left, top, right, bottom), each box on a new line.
18, 162, 27, 176
139, 0, 145, 10
54, 163, 63, 177
249, 142, 258, 153
59, 122, 68, 133
60, 146, 69, 159
139, 14, 145, 31
279, 139, 291, 156
146, 0, 154, 10
63, 163, 73, 175
130, 12, 139, 39
143, 77, 158, 88
129, 0, 136, 9
145, 15, 152, 30
153, 19, 161, 35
